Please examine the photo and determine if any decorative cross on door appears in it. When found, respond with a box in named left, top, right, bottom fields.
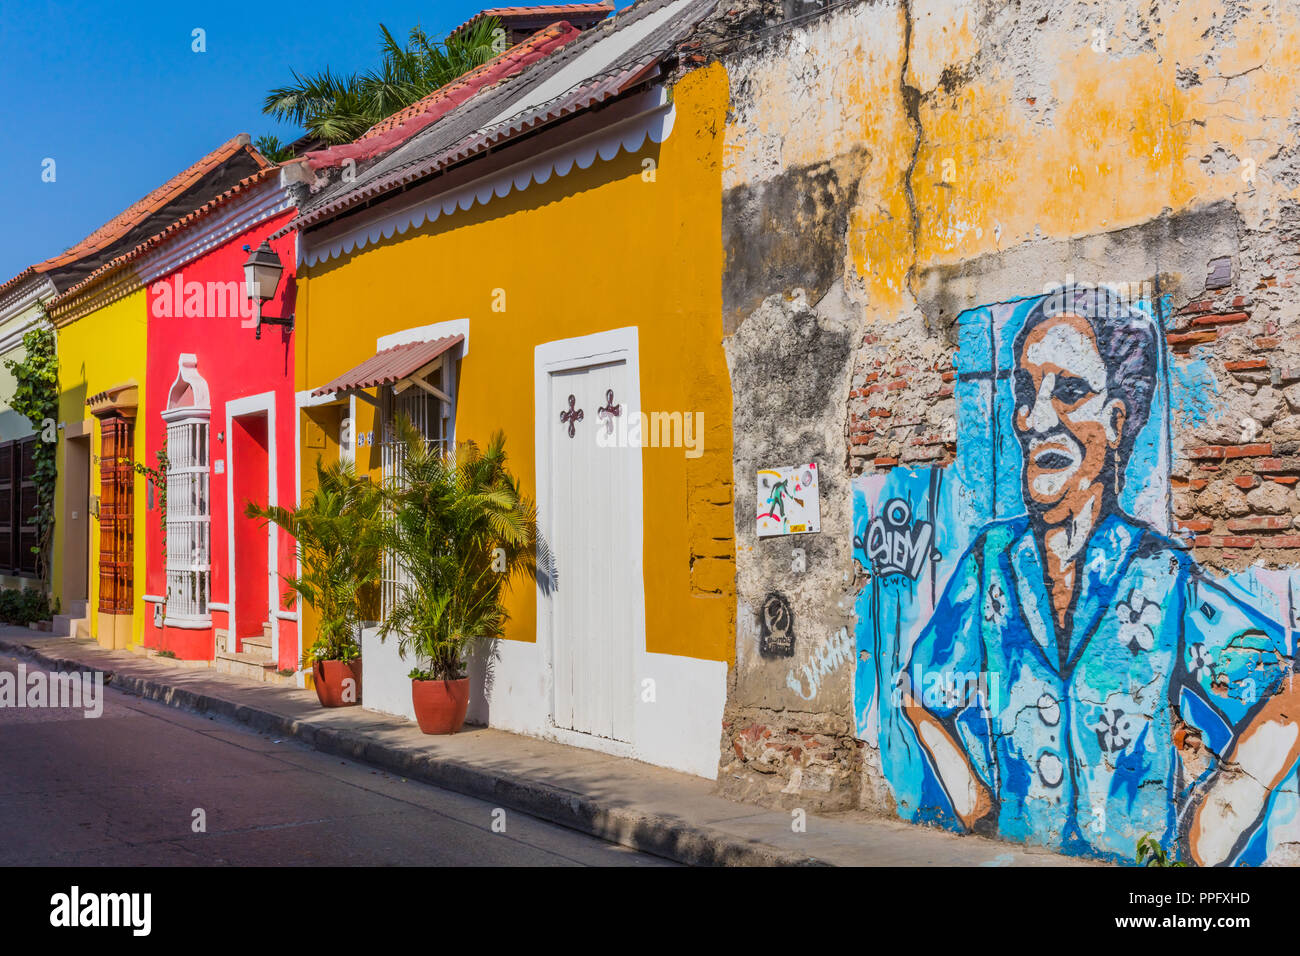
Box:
left=597, top=388, right=621, bottom=434
left=560, top=394, right=584, bottom=438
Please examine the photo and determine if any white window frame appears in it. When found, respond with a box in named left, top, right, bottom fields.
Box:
left=161, top=355, right=212, bottom=629
left=224, top=391, right=278, bottom=657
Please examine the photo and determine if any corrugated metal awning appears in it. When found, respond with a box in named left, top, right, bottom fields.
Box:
left=311, top=334, right=464, bottom=397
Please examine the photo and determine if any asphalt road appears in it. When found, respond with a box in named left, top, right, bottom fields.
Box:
left=0, top=652, right=674, bottom=866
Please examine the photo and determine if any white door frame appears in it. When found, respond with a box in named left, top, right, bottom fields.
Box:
left=533, top=327, right=645, bottom=752
left=225, top=391, right=277, bottom=661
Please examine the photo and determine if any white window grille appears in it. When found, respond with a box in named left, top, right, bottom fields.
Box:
left=162, top=354, right=211, bottom=626
left=164, top=417, right=210, bottom=620
left=381, top=362, right=452, bottom=617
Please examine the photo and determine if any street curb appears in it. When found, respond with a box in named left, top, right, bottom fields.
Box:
left=1, top=638, right=827, bottom=867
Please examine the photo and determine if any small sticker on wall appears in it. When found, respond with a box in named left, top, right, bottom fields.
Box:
left=757, top=463, right=820, bottom=537
left=214, top=459, right=225, bottom=475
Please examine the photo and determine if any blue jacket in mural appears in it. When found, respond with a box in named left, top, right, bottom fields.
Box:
left=903, top=510, right=1296, bottom=865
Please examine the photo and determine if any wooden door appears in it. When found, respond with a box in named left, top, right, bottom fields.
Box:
left=98, top=416, right=134, bottom=614
left=548, top=359, right=634, bottom=742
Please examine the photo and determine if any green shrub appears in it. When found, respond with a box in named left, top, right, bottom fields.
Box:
left=379, top=422, right=536, bottom=681
left=18, top=588, right=49, bottom=624
left=0, top=587, right=52, bottom=625
left=0, top=589, right=19, bottom=623
left=246, top=459, right=383, bottom=667
left=1136, top=834, right=1185, bottom=867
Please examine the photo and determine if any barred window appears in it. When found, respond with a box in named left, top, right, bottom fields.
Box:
left=162, top=354, right=211, bottom=626
left=164, top=416, right=209, bottom=622
left=380, top=363, right=453, bottom=617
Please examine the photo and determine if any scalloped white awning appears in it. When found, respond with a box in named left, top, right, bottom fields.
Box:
left=302, top=88, right=675, bottom=268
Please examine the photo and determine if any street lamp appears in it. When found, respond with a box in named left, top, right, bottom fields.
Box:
left=242, top=240, right=294, bottom=340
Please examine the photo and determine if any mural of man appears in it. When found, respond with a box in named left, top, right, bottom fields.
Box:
left=898, top=285, right=1300, bottom=864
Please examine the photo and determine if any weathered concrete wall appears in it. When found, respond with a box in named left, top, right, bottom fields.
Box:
left=715, top=0, right=911, bottom=815
left=710, top=0, right=1300, bottom=862
left=719, top=284, right=859, bottom=807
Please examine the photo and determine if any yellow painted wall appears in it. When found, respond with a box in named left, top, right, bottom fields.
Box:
left=722, top=0, right=1300, bottom=318
left=297, top=401, right=341, bottom=663
left=903, top=0, right=1299, bottom=274
left=297, top=65, right=734, bottom=663
left=53, top=287, right=149, bottom=645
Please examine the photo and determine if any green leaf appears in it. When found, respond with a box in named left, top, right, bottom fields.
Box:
left=260, top=16, right=506, bottom=146
left=377, top=421, right=536, bottom=681
left=246, top=458, right=384, bottom=666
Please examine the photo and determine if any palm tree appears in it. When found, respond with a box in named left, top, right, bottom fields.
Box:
left=262, top=18, right=504, bottom=146
left=245, top=459, right=384, bottom=666
left=379, top=419, right=537, bottom=681
left=252, top=134, right=295, bottom=163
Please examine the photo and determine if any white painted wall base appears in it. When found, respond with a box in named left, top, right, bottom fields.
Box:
left=360, top=626, right=416, bottom=721
left=362, top=629, right=727, bottom=779
left=468, top=636, right=727, bottom=780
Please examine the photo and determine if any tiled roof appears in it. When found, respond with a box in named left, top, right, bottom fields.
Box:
left=51, top=165, right=285, bottom=307
left=293, top=0, right=717, bottom=234
left=449, top=3, right=615, bottom=37
left=0, top=134, right=271, bottom=299
left=311, top=334, right=465, bottom=396
left=303, top=22, right=583, bottom=170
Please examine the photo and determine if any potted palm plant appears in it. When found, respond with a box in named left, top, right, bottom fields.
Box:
left=246, top=459, right=383, bottom=707
left=380, top=419, right=536, bottom=734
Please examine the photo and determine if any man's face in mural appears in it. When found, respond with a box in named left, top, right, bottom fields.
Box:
left=1013, top=313, right=1127, bottom=520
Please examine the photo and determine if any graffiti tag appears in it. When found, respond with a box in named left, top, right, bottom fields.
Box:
left=863, top=498, right=936, bottom=580
left=759, top=592, right=796, bottom=658
left=787, top=626, right=853, bottom=700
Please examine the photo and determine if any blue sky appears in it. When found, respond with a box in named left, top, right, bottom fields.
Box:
left=0, top=0, right=631, bottom=281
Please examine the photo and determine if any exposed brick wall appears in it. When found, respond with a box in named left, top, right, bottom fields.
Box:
left=847, top=317, right=958, bottom=477
left=717, top=708, right=858, bottom=810
left=1168, top=281, right=1300, bottom=571
left=847, top=260, right=1300, bottom=575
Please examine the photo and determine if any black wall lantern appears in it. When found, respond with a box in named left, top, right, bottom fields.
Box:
left=242, top=240, right=294, bottom=340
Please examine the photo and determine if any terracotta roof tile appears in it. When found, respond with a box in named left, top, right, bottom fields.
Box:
left=0, top=134, right=271, bottom=298
left=295, top=0, right=717, bottom=235
left=51, top=165, right=285, bottom=307
left=293, top=0, right=717, bottom=234
left=449, top=3, right=614, bottom=37
left=304, top=22, right=582, bottom=170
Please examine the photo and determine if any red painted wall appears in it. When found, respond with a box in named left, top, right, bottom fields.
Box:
left=142, top=200, right=300, bottom=668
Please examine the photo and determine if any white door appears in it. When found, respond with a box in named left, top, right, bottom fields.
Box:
left=548, top=359, right=635, bottom=741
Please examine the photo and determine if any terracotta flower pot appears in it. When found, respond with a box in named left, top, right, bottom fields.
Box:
left=313, top=659, right=362, bottom=707
left=411, top=678, right=470, bottom=734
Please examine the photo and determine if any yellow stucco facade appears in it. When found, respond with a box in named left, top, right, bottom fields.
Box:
left=722, top=0, right=1300, bottom=319
left=53, top=285, right=149, bottom=648
left=297, top=65, right=735, bottom=665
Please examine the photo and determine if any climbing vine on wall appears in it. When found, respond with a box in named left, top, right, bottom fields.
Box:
left=133, top=439, right=169, bottom=585
left=3, top=322, right=58, bottom=585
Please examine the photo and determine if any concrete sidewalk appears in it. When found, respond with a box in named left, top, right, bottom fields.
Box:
left=0, top=626, right=1086, bottom=867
